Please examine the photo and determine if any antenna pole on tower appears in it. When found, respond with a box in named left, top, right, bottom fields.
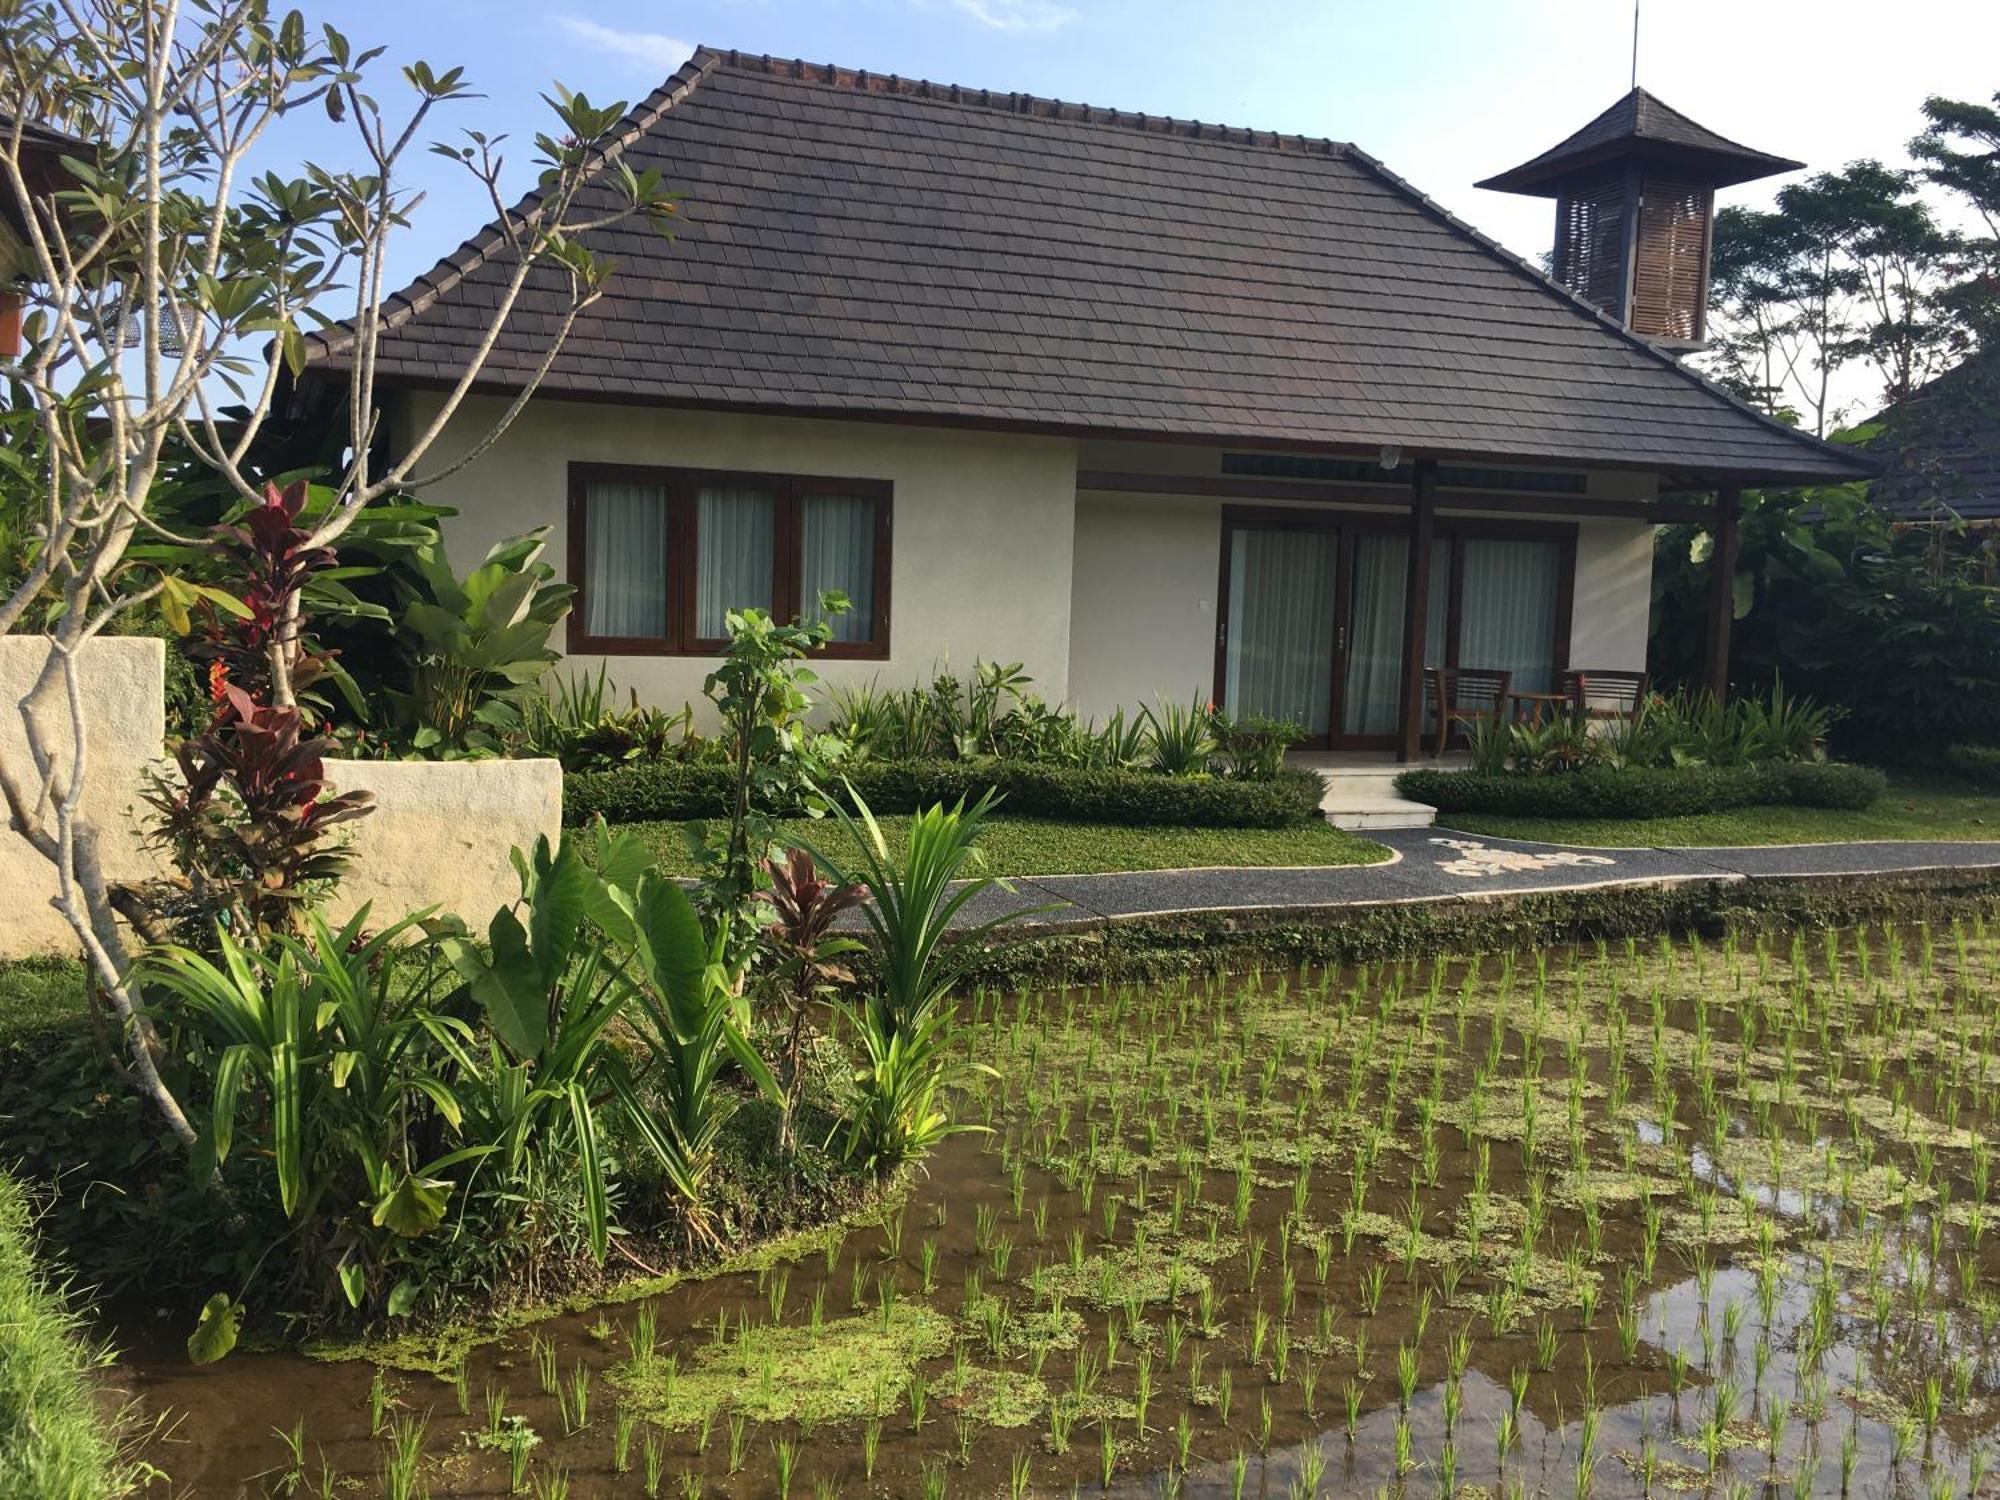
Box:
left=1631, top=0, right=1641, bottom=90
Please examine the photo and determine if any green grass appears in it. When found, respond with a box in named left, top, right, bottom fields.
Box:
left=1435, top=774, right=2000, bottom=848
left=0, top=959, right=87, bottom=1056
left=623, top=814, right=1386, bottom=877
left=0, top=1172, right=127, bottom=1499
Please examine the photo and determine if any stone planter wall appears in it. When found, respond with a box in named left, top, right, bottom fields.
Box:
left=0, top=637, right=166, bottom=959
left=321, top=757, right=561, bottom=932
left=0, top=634, right=559, bottom=960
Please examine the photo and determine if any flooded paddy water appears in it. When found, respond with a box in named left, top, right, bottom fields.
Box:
left=119, top=913, right=2000, bottom=1497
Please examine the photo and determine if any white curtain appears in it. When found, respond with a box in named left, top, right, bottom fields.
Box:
left=1460, top=538, right=1561, bottom=691
left=695, top=486, right=775, bottom=637
left=1341, top=536, right=1450, bottom=736
left=801, top=494, right=876, bottom=641
left=1225, top=528, right=1338, bottom=735
left=584, top=481, right=669, bottom=638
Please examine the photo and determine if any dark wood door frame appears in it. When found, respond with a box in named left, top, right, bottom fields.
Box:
left=1214, top=501, right=1579, bottom=754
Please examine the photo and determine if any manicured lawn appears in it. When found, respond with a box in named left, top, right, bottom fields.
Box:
left=622, top=814, right=1388, bottom=877
left=1435, top=774, right=2000, bottom=847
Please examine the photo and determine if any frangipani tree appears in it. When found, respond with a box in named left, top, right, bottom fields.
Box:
left=0, top=0, right=678, bottom=1142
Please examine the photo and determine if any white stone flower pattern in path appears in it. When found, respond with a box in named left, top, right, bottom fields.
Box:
left=1428, top=837, right=1618, bottom=880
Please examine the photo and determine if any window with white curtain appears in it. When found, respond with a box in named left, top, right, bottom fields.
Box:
left=800, top=493, right=877, bottom=644
left=570, top=465, right=891, bottom=656
left=694, top=486, right=775, bottom=639
left=1458, top=538, right=1562, bottom=691
left=582, top=480, right=670, bottom=640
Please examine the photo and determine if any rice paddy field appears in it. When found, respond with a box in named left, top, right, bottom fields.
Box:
left=120, top=911, right=2000, bottom=1498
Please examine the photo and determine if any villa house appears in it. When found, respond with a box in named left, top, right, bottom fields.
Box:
left=305, top=50, right=1872, bottom=763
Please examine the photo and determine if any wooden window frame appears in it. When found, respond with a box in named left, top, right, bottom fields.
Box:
left=565, top=462, right=893, bottom=659
left=1212, top=505, right=1576, bottom=750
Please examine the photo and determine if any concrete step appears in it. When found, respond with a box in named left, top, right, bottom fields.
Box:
left=1306, top=764, right=1439, bottom=831
left=1325, top=795, right=1437, bottom=831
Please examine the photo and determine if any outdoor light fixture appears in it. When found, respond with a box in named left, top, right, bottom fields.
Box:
left=1377, top=444, right=1402, bottom=470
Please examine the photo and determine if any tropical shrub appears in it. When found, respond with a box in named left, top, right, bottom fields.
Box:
left=564, top=759, right=1328, bottom=829
left=1446, top=682, right=1835, bottom=781
left=138, top=685, right=375, bottom=940
left=756, top=849, right=864, bottom=1157
left=813, top=789, right=1030, bottom=1171
left=694, top=602, right=847, bottom=909
left=382, top=529, right=574, bottom=756
left=1651, top=482, right=2000, bottom=757
left=522, top=666, right=712, bottom=772
left=1142, top=695, right=1219, bottom=776
left=1212, top=712, right=1305, bottom=780
left=1945, top=743, right=2000, bottom=788
left=140, top=908, right=492, bottom=1328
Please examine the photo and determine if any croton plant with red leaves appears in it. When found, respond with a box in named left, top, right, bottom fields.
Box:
left=185, top=478, right=339, bottom=711
left=142, top=682, right=375, bottom=938
left=142, top=483, right=373, bottom=939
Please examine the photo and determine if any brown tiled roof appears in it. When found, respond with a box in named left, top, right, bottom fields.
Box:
left=308, top=49, right=1871, bottom=487
left=1475, top=87, right=1803, bottom=196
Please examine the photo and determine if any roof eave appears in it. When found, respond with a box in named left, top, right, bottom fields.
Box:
left=305, top=360, right=1878, bottom=490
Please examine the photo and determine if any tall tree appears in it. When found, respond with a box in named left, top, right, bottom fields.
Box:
left=1703, top=162, right=1962, bottom=433
left=0, top=2, right=677, bottom=1141
left=1913, top=89, right=2000, bottom=345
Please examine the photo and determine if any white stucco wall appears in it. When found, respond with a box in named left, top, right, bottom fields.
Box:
left=401, top=395, right=1079, bottom=718
left=323, top=758, right=560, bottom=933
left=1068, top=491, right=1221, bottom=723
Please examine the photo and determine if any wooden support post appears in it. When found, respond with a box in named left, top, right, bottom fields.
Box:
left=1395, top=459, right=1439, bottom=762
left=1703, top=486, right=1741, bottom=702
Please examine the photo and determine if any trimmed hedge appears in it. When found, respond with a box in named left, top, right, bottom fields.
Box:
left=1394, top=761, right=1885, bottom=820
left=565, top=759, right=1328, bottom=829
left=1946, top=744, right=2000, bottom=789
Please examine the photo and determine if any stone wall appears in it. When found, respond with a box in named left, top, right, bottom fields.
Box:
left=0, top=635, right=557, bottom=959
left=0, top=636, right=165, bottom=958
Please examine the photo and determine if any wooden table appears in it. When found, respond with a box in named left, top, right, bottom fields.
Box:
left=1508, top=690, right=1571, bottom=727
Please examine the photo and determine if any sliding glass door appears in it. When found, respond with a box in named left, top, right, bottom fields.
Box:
left=1217, top=515, right=1571, bottom=749
left=1456, top=538, right=1563, bottom=692
left=1222, top=526, right=1340, bottom=738
left=1341, top=535, right=1450, bottom=738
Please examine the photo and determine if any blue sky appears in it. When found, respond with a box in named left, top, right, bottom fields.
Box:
left=297, top=0, right=1999, bottom=404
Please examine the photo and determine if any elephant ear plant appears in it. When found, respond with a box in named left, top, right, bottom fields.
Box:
left=443, top=822, right=776, bottom=1255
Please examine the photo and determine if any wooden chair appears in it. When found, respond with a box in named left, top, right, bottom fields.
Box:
left=1565, top=669, right=1650, bottom=722
left=1425, top=667, right=1511, bottom=758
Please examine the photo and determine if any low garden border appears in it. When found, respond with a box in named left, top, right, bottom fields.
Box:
left=1393, top=761, right=1885, bottom=820
left=565, top=760, right=1326, bottom=829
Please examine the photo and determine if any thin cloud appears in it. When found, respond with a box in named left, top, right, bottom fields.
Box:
left=556, top=17, right=696, bottom=74
left=949, top=0, right=1078, bottom=32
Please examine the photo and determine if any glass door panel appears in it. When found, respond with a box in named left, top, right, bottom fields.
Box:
left=1223, top=527, right=1339, bottom=738
left=1459, top=538, right=1561, bottom=691
left=1341, top=535, right=1450, bottom=738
